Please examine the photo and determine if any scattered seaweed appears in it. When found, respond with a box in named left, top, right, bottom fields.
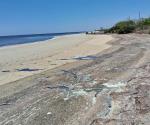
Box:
left=73, top=55, right=97, bottom=60
left=2, top=70, right=10, bottom=72
left=16, top=68, right=43, bottom=72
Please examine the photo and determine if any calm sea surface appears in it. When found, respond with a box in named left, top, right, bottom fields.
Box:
left=0, top=32, right=80, bottom=47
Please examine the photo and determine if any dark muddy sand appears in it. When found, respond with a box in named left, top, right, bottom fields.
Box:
left=0, top=34, right=150, bottom=125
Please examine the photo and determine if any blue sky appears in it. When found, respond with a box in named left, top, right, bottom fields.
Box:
left=0, top=0, right=150, bottom=35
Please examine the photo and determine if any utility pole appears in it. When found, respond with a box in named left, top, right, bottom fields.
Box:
left=128, top=16, right=131, bottom=21
left=139, top=11, right=144, bottom=31
left=139, top=11, right=141, bottom=20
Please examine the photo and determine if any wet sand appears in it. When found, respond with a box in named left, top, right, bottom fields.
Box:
left=0, top=34, right=113, bottom=85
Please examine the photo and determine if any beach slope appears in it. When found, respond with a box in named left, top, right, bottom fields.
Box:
left=0, top=34, right=113, bottom=85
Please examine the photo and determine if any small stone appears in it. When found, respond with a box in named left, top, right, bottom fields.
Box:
left=92, top=97, right=97, bottom=105
left=64, top=98, right=69, bottom=101
left=47, top=112, right=52, bottom=115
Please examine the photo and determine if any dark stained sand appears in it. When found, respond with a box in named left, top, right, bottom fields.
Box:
left=0, top=34, right=150, bottom=125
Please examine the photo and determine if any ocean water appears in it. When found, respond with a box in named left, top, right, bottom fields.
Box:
left=0, top=32, right=80, bottom=47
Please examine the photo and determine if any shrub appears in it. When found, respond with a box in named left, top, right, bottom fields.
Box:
left=105, top=17, right=150, bottom=34
left=136, top=18, right=150, bottom=30
left=107, top=20, right=136, bottom=34
left=142, top=18, right=150, bottom=26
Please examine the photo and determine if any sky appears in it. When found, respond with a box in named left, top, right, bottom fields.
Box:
left=0, top=0, right=150, bottom=36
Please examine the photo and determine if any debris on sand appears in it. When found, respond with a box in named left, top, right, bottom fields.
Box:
left=16, top=68, right=43, bottom=72
left=92, top=97, right=97, bottom=105
left=102, top=81, right=126, bottom=92
left=72, top=89, right=88, bottom=96
left=103, top=81, right=126, bottom=88
left=2, top=70, right=10, bottom=72
left=47, top=112, right=52, bottom=115
left=73, top=55, right=97, bottom=60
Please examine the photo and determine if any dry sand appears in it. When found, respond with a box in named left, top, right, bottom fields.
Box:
left=0, top=34, right=113, bottom=85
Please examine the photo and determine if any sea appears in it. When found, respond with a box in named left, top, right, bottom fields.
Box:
left=0, top=32, right=81, bottom=47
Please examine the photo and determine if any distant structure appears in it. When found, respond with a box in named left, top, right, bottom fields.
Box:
left=86, top=27, right=105, bottom=35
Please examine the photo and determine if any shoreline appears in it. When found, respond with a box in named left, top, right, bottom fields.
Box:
left=0, top=34, right=114, bottom=85
left=0, top=32, right=81, bottom=48
left=0, top=33, right=79, bottom=49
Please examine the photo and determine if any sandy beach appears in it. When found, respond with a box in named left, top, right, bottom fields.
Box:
left=0, top=34, right=113, bottom=85
left=1, top=34, right=150, bottom=125
left=1, top=0, right=150, bottom=124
